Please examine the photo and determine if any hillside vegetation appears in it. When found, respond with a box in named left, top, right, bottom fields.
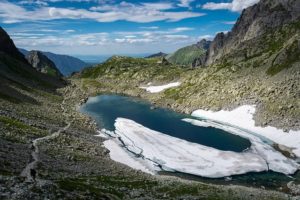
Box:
left=167, top=45, right=206, bottom=66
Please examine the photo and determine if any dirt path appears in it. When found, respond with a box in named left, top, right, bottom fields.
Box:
left=20, top=89, right=73, bottom=183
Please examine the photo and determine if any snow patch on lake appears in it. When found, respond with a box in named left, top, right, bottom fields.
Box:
left=191, top=105, right=300, bottom=158
left=103, top=139, right=156, bottom=175
left=101, top=118, right=299, bottom=178
left=182, top=118, right=299, bottom=174
left=140, top=82, right=181, bottom=93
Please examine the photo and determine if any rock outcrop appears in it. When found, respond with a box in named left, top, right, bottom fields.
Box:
left=205, top=0, right=300, bottom=66
left=191, top=39, right=212, bottom=68
left=26, top=51, right=63, bottom=78
left=195, top=39, right=211, bottom=50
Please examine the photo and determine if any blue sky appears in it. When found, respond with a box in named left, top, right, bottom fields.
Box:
left=0, top=0, right=259, bottom=56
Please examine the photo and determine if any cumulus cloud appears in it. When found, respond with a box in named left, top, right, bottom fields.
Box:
left=18, top=0, right=49, bottom=6
left=10, top=25, right=198, bottom=48
left=0, top=1, right=204, bottom=24
left=11, top=32, right=109, bottom=47
left=115, top=38, right=154, bottom=44
left=202, top=0, right=259, bottom=12
left=203, top=3, right=231, bottom=10
left=10, top=27, right=205, bottom=55
left=111, top=26, right=197, bottom=46
left=177, top=0, right=195, bottom=8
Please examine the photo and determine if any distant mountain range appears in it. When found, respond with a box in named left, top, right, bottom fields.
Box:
left=19, top=49, right=88, bottom=76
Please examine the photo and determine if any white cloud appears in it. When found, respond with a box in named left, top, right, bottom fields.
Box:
left=111, top=27, right=197, bottom=46
left=115, top=38, right=154, bottom=44
left=141, top=2, right=174, bottom=10
left=11, top=32, right=109, bottom=47
left=202, top=0, right=259, bottom=12
left=164, top=35, right=189, bottom=39
left=124, top=35, right=136, bottom=38
left=198, top=34, right=214, bottom=40
left=140, top=26, right=159, bottom=30
left=12, top=29, right=202, bottom=55
left=11, top=24, right=199, bottom=52
left=202, top=3, right=232, bottom=10
left=171, top=27, right=194, bottom=32
left=115, top=27, right=194, bottom=37
left=223, top=21, right=236, bottom=25
left=177, top=0, right=195, bottom=8
left=18, top=0, right=49, bottom=6
left=41, top=0, right=113, bottom=2
left=0, top=1, right=204, bottom=24
left=65, top=29, right=76, bottom=33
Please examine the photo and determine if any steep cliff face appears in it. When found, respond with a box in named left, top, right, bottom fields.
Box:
left=0, top=27, right=27, bottom=63
left=205, top=0, right=300, bottom=68
left=0, top=28, right=64, bottom=103
left=26, top=51, right=63, bottom=78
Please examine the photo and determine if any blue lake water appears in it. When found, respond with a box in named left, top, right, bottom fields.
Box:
left=80, top=94, right=251, bottom=152
left=80, top=94, right=299, bottom=190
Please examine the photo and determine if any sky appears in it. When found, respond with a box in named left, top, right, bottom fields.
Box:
left=0, top=0, right=259, bottom=56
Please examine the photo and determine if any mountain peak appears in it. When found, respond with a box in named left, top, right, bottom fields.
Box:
left=205, top=0, right=300, bottom=67
left=195, top=39, right=211, bottom=50
left=146, top=52, right=168, bottom=58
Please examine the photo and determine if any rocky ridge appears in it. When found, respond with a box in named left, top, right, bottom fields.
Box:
left=0, top=27, right=26, bottom=63
left=204, top=0, right=300, bottom=67
left=26, top=51, right=63, bottom=78
left=146, top=52, right=168, bottom=58
left=0, top=28, right=64, bottom=104
left=19, top=48, right=88, bottom=76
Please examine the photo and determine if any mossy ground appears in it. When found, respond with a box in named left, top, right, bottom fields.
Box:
left=0, top=115, right=48, bottom=143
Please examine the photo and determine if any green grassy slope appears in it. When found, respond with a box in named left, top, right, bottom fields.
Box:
left=167, top=45, right=206, bottom=66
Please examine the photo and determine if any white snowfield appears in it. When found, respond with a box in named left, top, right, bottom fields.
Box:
left=100, top=117, right=299, bottom=178
left=140, top=82, right=181, bottom=93
left=191, top=105, right=300, bottom=158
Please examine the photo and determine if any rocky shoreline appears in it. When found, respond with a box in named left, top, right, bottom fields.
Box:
left=68, top=78, right=300, bottom=195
